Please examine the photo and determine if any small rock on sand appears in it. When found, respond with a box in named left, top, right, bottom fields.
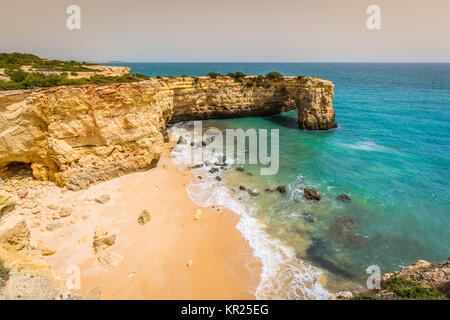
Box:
left=138, top=210, right=152, bottom=225
left=93, top=234, right=116, bottom=253
left=46, top=221, right=63, bottom=232
left=94, top=226, right=108, bottom=239
left=40, top=246, right=57, bottom=256
left=186, top=259, right=193, bottom=267
left=97, top=252, right=123, bottom=267
left=95, top=194, right=111, bottom=204
left=47, top=204, right=59, bottom=210
left=59, top=207, right=73, bottom=218
left=194, top=209, right=202, bottom=220
left=17, top=190, right=29, bottom=198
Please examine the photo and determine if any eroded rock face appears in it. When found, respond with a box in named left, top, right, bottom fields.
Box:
left=167, top=76, right=336, bottom=131
left=0, top=81, right=173, bottom=190
left=0, top=76, right=336, bottom=189
left=382, top=258, right=450, bottom=298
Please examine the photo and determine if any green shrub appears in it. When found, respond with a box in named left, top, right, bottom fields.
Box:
left=192, top=77, right=199, bottom=86
left=0, top=71, right=145, bottom=91
left=207, top=72, right=221, bottom=79
left=0, top=52, right=98, bottom=72
left=227, top=72, right=246, bottom=83
left=156, top=75, right=163, bottom=79
left=265, top=71, right=284, bottom=82
left=385, top=277, right=447, bottom=300
left=245, top=80, right=254, bottom=88
left=0, top=259, right=10, bottom=284
left=134, top=73, right=151, bottom=80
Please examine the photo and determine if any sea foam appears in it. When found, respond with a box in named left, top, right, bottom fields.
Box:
left=169, top=122, right=330, bottom=300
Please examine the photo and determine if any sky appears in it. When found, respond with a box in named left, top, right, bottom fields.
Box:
left=1, top=0, right=449, bottom=62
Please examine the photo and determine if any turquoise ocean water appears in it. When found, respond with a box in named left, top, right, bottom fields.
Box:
left=107, top=63, right=450, bottom=296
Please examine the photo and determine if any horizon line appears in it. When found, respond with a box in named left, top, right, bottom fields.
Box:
left=96, top=61, right=450, bottom=64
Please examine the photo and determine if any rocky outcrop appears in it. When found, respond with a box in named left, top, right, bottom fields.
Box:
left=382, top=258, right=450, bottom=298
left=167, top=76, right=337, bottom=131
left=0, top=81, right=173, bottom=189
left=0, top=75, right=336, bottom=189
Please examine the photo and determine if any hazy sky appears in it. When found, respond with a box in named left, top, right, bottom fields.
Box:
left=1, top=0, right=449, bottom=62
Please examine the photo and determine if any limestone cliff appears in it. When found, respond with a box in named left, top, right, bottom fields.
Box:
left=168, top=76, right=337, bottom=131
left=0, top=76, right=336, bottom=189
left=0, top=81, right=173, bottom=189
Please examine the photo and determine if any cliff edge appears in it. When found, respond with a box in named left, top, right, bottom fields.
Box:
left=0, top=76, right=336, bottom=189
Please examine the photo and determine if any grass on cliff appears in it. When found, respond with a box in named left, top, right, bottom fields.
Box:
left=385, top=277, right=447, bottom=300
left=0, top=52, right=97, bottom=72
left=0, top=258, right=10, bottom=285
left=351, top=277, right=447, bottom=300
left=0, top=69, right=151, bottom=91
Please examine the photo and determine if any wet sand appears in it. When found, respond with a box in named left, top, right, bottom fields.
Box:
left=30, top=143, right=261, bottom=299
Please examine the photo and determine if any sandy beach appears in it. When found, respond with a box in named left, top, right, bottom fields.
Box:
left=15, top=141, right=262, bottom=299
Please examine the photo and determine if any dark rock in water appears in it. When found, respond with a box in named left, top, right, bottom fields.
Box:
left=202, top=141, right=207, bottom=147
left=209, top=167, right=219, bottom=174
left=248, top=189, right=260, bottom=197
left=337, top=194, right=351, bottom=203
left=304, top=188, right=321, bottom=201
left=204, top=161, right=211, bottom=166
left=265, top=188, right=274, bottom=193
left=190, top=141, right=195, bottom=146
left=236, top=166, right=244, bottom=172
left=197, top=176, right=202, bottom=180
left=302, top=212, right=315, bottom=222
left=276, top=186, right=287, bottom=194
left=239, top=185, right=247, bottom=191
left=215, top=176, right=222, bottom=182
left=336, top=216, right=358, bottom=228
left=222, top=155, right=227, bottom=163
left=247, top=172, right=253, bottom=176
left=189, top=164, right=203, bottom=170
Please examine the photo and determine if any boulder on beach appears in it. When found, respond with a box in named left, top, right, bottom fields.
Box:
left=209, top=167, right=219, bottom=174
left=93, top=234, right=116, bottom=253
left=138, top=210, right=152, bottom=225
left=0, top=191, right=16, bottom=218
left=59, top=206, right=73, bottom=218
left=95, top=194, right=111, bottom=204
left=303, top=188, right=321, bottom=201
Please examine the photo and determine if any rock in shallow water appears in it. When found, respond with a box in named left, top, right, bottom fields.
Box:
left=276, top=186, right=287, bottom=194
left=337, top=194, right=351, bottom=203
left=303, top=188, right=321, bottom=201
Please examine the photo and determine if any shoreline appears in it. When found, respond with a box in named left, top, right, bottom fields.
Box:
left=2, top=140, right=261, bottom=299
